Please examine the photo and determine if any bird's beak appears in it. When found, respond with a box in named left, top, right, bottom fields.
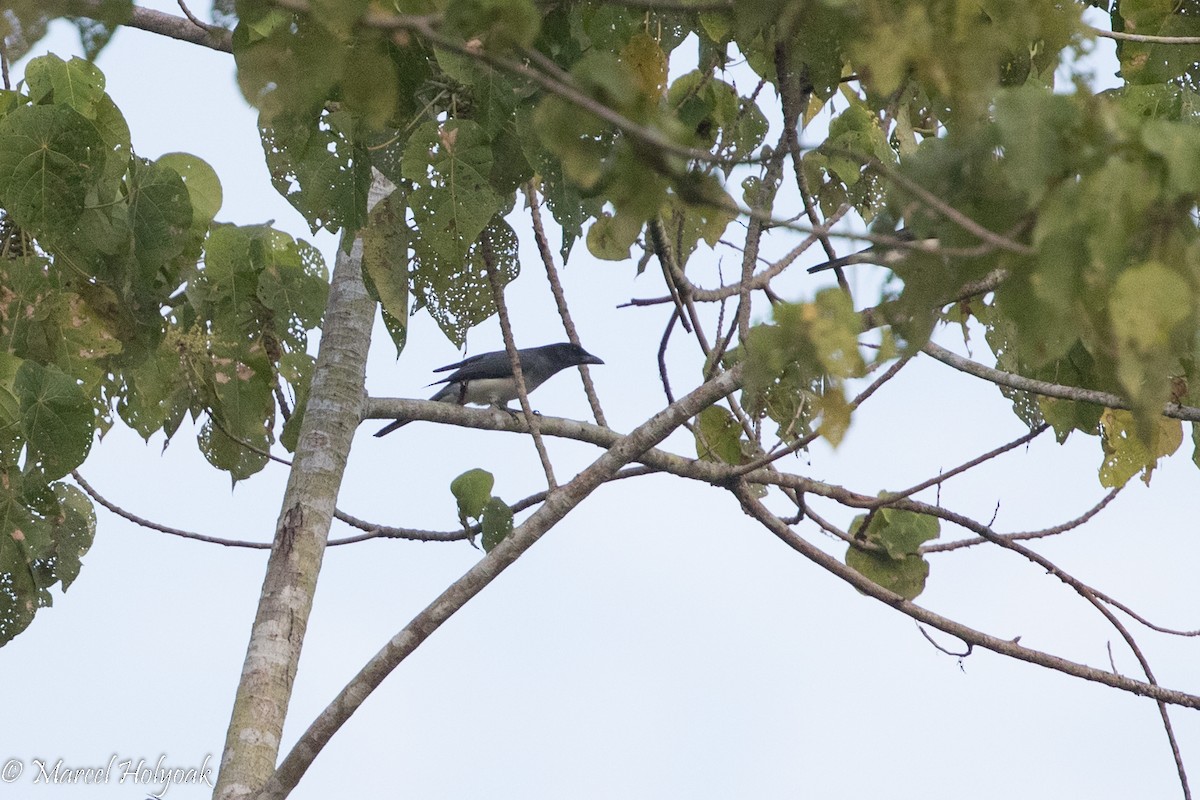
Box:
left=582, top=353, right=604, bottom=366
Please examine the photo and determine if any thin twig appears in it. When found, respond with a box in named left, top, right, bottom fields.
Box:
left=1091, top=26, right=1200, bottom=45
left=918, top=625, right=973, bottom=658
left=482, top=232, right=558, bottom=489
left=869, top=424, right=1049, bottom=508
left=917, top=502, right=1191, bottom=800
left=72, top=470, right=271, bottom=548
left=924, top=487, right=1121, bottom=553
left=658, top=309, right=680, bottom=406
left=175, top=0, right=223, bottom=34
left=524, top=183, right=607, bottom=427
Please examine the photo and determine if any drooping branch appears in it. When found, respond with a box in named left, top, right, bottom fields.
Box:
left=733, top=486, right=1200, bottom=710
left=912, top=500, right=1192, bottom=798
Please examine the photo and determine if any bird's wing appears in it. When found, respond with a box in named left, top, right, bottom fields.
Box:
left=430, top=349, right=520, bottom=384
left=807, top=228, right=919, bottom=273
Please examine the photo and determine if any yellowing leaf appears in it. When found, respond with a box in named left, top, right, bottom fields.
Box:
left=620, top=33, right=667, bottom=102
left=1099, top=408, right=1183, bottom=487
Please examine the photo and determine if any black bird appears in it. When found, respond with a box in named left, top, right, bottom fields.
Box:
left=807, top=228, right=938, bottom=274
left=374, top=342, right=604, bottom=437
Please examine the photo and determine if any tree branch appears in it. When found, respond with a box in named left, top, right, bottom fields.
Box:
left=1091, top=26, right=1200, bottom=45
left=67, top=0, right=233, bottom=51
left=733, top=486, right=1200, bottom=710
left=525, top=183, right=607, bottom=427
left=923, top=341, right=1200, bottom=422
left=259, top=367, right=743, bottom=799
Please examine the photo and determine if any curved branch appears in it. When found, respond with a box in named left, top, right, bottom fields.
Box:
left=261, top=367, right=743, bottom=799
left=67, top=0, right=233, bottom=51
left=733, top=486, right=1200, bottom=710
left=910, top=501, right=1192, bottom=798
left=924, top=487, right=1121, bottom=553
left=72, top=470, right=270, bottom=548
left=923, top=341, right=1200, bottom=422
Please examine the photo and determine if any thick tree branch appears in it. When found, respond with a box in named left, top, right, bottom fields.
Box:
left=259, top=367, right=743, bottom=799
left=67, top=0, right=232, bottom=51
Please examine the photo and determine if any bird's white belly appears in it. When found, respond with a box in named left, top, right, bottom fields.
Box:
left=458, top=377, right=519, bottom=406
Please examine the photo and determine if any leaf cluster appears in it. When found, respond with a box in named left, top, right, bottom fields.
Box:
left=0, top=55, right=330, bottom=640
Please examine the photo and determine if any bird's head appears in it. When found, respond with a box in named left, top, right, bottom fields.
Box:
left=543, top=342, right=604, bottom=368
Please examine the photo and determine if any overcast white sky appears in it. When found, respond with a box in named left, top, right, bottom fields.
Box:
left=3, top=5, right=1198, bottom=799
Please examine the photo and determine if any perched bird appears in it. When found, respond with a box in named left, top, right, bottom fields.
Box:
left=807, top=227, right=938, bottom=274
left=374, top=342, right=604, bottom=437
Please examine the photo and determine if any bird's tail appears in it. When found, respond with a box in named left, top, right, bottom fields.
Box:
left=374, top=419, right=409, bottom=437
left=807, top=253, right=857, bottom=274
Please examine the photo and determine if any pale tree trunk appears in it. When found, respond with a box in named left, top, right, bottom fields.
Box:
left=214, top=175, right=389, bottom=800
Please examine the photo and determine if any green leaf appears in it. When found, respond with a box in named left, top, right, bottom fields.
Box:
left=851, top=507, right=941, bottom=560
left=1110, top=261, right=1192, bottom=425
left=116, top=333, right=189, bottom=440
left=0, top=104, right=106, bottom=238
left=695, top=405, right=744, bottom=465
left=127, top=157, right=194, bottom=282
left=621, top=33, right=667, bottom=102
left=451, top=468, right=495, bottom=521
left=24, top=53, right=105, bottom=118
left=808, top=289, right=867, bottom=380
left=1142, top=119, right=1200, bottom=195
left=198, top=417, right=269, bottom=483
left=260, top=109, right=372, bottom=234
left=403, top=119, right=504, bottom=265
left=481, top=496, right=514, bottom=552
left=156, top=152, right=223, bottom=234
left=25, top=54, right=106, bottom=118
left=845, top=547, right=930, bottom=601
left=994, top=87, right=1080, bottom=203
left=586, top=211, right=642, bottom=261
left=444, top=0, right=541, bottom=51
left=411, top=216, right=518, bottom=347
left=341, top=40, right=401, bottom=130
left=15, top=360, right=93, bottom=481
left=43, top=482, right=96, bottom=592
left=361, top=190, right=410, bottom=355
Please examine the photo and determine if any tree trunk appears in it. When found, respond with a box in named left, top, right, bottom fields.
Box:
left=214, top=176, right=387, bottom=800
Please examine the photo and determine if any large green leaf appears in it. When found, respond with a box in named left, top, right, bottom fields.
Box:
left=15, top=360, right=93, bottom=481
left=0, top=104, right=105, bottom=238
